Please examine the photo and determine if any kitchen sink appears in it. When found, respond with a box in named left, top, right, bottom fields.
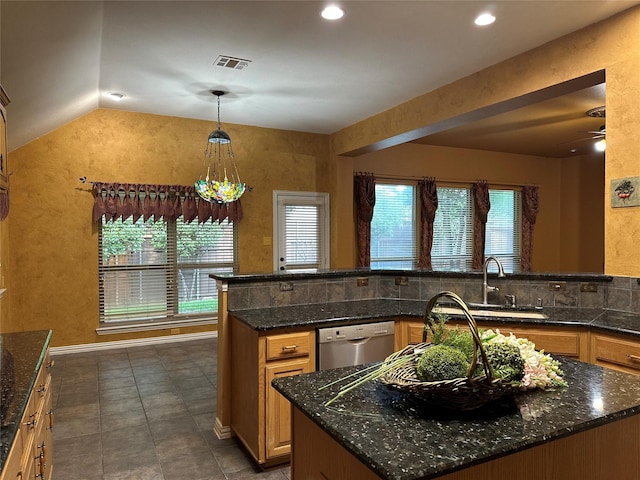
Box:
left=433, top=305, right=548, bottom=320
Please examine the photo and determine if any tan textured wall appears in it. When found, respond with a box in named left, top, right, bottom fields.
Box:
left=6, top=109, right=328, bottom=345
left=331, top=6, right=640, bottom=276
left=350, top=143, right=603, bottom=273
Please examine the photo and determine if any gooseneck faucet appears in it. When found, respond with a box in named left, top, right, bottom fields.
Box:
left=482, top=255, right=506, bottom=304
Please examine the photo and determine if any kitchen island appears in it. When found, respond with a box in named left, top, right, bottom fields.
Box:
left=273, top=357, right=640, bottom=480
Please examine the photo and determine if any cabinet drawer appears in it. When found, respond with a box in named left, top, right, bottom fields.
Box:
left=592, top=334, right=640, bottom=372
left=266, top=332, right=311, bottom=361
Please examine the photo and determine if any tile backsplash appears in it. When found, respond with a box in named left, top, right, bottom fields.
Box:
left=225, top=273, right=640, bottom=315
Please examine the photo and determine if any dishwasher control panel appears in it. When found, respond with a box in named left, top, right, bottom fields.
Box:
left=317, top=320, right=395, bottom=343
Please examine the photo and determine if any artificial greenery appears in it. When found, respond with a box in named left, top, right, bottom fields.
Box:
left=483, top=342, right=525, bottom=382
left=416, top=344, right=470, bottom=382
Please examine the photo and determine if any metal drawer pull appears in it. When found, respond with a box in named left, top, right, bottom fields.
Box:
left=47, top=409, right=55, bottom=430
left=626, top=354, right=640, bottom=363
left=37, top=383, right=47, bottom=393
left=26, top=414, right=37, bottom=428
left=47, top=360, right=55, bottom=369
left=281, top=345, right=298, bottom=353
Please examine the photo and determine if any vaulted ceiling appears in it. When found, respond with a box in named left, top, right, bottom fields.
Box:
left=2, top=1, right=636, bottom=155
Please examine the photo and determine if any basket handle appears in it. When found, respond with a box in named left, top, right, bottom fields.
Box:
left=422, top=291, right=494, bottom=381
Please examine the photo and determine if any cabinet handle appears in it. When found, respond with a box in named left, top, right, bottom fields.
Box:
left=37, top=383, right=47, bottom=394
left=47, top=360, right=55, bottom=369
left=47, top=409, right=55, bottom=430
left=627, top=354, right=640, bottom=363
left=281, top=345, right=298, bottom=353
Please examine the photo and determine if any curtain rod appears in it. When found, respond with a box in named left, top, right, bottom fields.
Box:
left=373, top=174, right=537, bottom=189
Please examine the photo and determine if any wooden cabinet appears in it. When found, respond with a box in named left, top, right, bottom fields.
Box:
left=397, top=319, right=589, bottom=361
left=589, top=331, right=640, bottom=375
left=1, top=351, right=54, bottom=480
left=291, top=404, right=640, bottom=480
left=229, top=316, right=314, bottom=466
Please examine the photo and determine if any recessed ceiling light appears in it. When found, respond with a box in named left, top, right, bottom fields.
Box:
left=321, top=5, right=344, bottom=20
left=475, top=12, right=496, bottom=26
left=107, top=92, right=126, bottom=101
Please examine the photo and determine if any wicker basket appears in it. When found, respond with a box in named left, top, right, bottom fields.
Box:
left=380, top=291, right=521, bottom=411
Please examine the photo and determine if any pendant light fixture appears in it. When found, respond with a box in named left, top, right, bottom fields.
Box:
left=195, top=90, right=246, bottom=203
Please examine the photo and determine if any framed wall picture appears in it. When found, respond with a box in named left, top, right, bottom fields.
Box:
left=611, top=176, right=640, bottom=208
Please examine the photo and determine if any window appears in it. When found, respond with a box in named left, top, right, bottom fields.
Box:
left=432, top=187, right=473, bottom=271
left=273, top=191, right=330, bottom=272
left=485, top=189, right=521, bottom=272
left=99, top=216, right=236, bottom=325
left=371, top=183, right=521, bottom=272
left=371, top=183, right=417, bottom=269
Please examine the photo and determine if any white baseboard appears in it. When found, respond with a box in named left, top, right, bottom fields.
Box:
left=50, top=330, right=217, bottom=355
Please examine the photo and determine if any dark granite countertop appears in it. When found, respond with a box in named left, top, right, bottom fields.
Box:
left=212, top=269, right=612, bottom=284
left=229, top=298, right=626, bottom=335
left=273, top=358, right=640, bottom=480
left=0, top=330, right=52, bottom=470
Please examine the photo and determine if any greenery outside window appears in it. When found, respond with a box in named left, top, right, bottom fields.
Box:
left=371, top=183, right=417, bottom=269
left=99, top=216, right=236, bottom=325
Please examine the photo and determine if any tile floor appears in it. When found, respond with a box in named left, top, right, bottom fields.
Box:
left=50, top=337, right=291, bottom=480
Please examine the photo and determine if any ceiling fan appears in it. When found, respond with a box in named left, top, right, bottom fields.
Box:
left=565, top=106, right=606, bottom=152
left=585, top=106, right=606, bottom=151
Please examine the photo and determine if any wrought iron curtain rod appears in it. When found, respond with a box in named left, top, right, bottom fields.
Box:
left=373, top=174, right=537, bottom=189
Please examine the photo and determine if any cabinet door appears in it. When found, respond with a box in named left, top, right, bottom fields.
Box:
left=265, top=358, right=312, bottom=460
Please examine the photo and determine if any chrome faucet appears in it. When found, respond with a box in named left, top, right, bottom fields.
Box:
left=482, top=255, right=506, bottom=304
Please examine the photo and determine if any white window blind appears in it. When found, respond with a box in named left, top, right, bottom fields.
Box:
left=283, top=204, right=321, bottom=270
left=485, top=189, right=522, bottom=273
left=432, top=186, right=473, bottom=271
left=99, top=216, right=236, bottom=324
left=371, top=183, right=416, bottom=269
left=274, top=191, right=330, bottom=272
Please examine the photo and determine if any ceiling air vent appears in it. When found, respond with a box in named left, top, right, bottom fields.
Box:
left=214, top=55, right=252, bottom=70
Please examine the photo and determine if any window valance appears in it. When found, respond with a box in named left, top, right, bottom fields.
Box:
left=91, top=182, right=243, bottom=224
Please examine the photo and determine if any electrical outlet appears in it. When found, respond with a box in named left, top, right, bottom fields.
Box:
left=580, top=282, right=598, bottom=293
left=357, top=277, right=369, bottom=287
left=549, top=281, right=566, bottom=292
left=279, top=282, right=294, bottom=291
left=395, top=276, right=409, bottom=286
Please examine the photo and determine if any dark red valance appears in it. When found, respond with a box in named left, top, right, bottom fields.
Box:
left=92, top=182, right=243, bottom=224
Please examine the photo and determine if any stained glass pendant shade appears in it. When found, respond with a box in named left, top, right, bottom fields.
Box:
left=195, top=90, right=246, bottom=203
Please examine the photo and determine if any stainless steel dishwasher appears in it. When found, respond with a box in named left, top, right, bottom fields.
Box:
left=316, top=320, right=395, bottom=370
